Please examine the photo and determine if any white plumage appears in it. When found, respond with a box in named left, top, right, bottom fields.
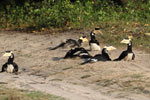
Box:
left=6, top=64, right=14, bottom=73
left=90, top=43, right=101, bottom=51
left=124, top=53, right=134, bottom=61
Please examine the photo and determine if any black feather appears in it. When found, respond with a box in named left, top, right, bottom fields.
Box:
left=64, top=47, right=91, bottom=59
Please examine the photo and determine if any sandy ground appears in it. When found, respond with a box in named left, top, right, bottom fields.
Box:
left=0, top=31, right=150, bottom=100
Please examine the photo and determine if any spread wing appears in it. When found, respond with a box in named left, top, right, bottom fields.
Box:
left=64, top=48, right=91, bottom=59
left=48, top=42, right=66, bottom=50
left=66, top=39, right=78, bottom=47
left=48, top=39, right=78, bottom=50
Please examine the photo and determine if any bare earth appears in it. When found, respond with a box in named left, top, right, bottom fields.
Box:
left=0, top=31, right=150, bottom=100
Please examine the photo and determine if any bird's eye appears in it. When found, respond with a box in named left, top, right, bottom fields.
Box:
left=129, top=43, right=131, bottom=46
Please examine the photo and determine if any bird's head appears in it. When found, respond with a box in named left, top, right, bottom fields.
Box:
left=3, top=51, right=13, bottom=57
left=90, top=31, right=95, bottom=36
left=79, top=36, right=88, bottom=42
left=120, top=36, right=132, bottom=44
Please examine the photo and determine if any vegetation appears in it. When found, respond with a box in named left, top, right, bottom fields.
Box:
left=95, top=21, right=150, bottom=52
left=0, top=86, right=67, bottom=100
left=0, top=0, right=150, bottom=30
left=0, top=0, right=149, bottom=50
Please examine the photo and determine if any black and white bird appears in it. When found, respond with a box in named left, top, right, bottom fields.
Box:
left=81, top=45, right=116, bottom=65
left=48, top=36, right=88, bottom=50
left=89, top=31, right=101, bottom=51
left=1, top=51, right=18, bottom=73
left=114, top=38, right=135, bottom=61
left=64, top=47, right=92, bottom=59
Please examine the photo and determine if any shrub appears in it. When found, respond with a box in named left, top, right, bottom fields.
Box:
left=0, top=0, right=150, bottom=30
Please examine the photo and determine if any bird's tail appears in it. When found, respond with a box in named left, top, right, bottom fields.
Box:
left=0, top=70, right=4, bottom=73
left=64, top=54, right=70, bottom=59
left=113, top=58, right=120, bottom=61
left=48, top=42, right=66, bottom=50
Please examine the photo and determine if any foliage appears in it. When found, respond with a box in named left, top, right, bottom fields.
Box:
left=0, top=0, right=150, bottom=30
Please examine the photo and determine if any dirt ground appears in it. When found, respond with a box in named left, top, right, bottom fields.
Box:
left=0, top=30, right=150, bottom=100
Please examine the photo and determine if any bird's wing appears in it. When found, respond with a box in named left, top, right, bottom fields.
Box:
left=95, top=40, right=100, bottom=45
left=78, top=51, right=92, bottom=59
left=64, top=48, right=89, bottom=59
left=114, top=51, right=128, bottom=61
left=64, top=49, right=74, bottom=58
left=66, top=39, right=79, bottom=48
left=132, top=53, right=135, bottom=60
left=80, top=57, right=97, bottom=65
left=1, top=63, right=7, bottom=72
left=48, top=42, right=66, bottom=50
left=13, top=62, right=19, bottom=72
left=66, top=39, right=76, bottom=43
left=93, top=54, right=105, bottom=61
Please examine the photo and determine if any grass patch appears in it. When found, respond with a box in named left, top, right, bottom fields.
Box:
left=0, top=1, right=150, bottom=30
left=0, top=86, right=68, bottom=100
left=94, top=21, right=150, bottom=52
left=131, top=74, right=144, bottom=79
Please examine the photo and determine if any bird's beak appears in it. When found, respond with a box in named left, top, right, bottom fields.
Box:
left=82, top=38, right=88, bottom=42
left=80, top=37, right=88, bottom=42
left=107, top=46, right=116, bottom=51
left=104, top=46, right=116, bottom=51
left=93, top=30, right=103, bottom=35
left=3, top=52, right=12, bottom=57
left=3, top=51, right=13, bottom=57
left=120, top=39, right=131, bottom=44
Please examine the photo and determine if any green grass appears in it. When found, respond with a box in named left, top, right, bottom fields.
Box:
left=0, top=1, right=150, bottom=51
left=0, top=0, right=150, bottom=30
left=94, top=21, right=150, bottom=52
left=0, top=86, right=68, bottom=100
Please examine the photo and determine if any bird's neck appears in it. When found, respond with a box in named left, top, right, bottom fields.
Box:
left=77, top=39, right=83, bottom=45
left=8, top=54, right=14, bottom=64
left=91, top=35, right=96, bottom=41
left=102, top=49, right=111, bottom=60
left=102, top=49, right=107, bottom=55
left=127, top=42, right=132, bottom=52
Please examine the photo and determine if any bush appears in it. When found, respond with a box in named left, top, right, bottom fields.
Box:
left=0, top=0, right=150, bottom=30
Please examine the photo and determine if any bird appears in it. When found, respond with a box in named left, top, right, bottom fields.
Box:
left=89, top=30, right=101, bottom=51
left=114, top=38, right=135, bottom=61
left=64, top=47, right=92, bottom=59
left=81, top=45, right=116, bottom=65
left=48, top=36, right=88, bottom=50
left=1, top=51, right=18, bottom=73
